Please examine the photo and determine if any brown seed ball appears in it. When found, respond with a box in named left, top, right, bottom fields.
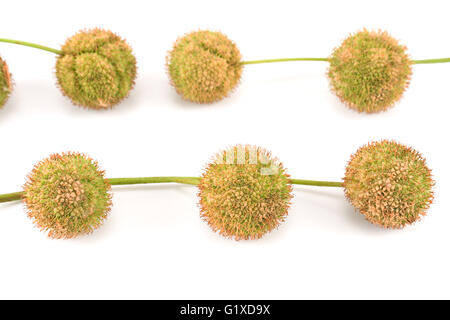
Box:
left=344, top=141, right=434, bottom=228
left=166, top=30, right=243, bottom=103
left=0, top=56, right=13, bottom=108
left=198, top=145, right=293, bottom=240
left=23, top=152, right=112, bottom=239
left=328, top=30, right=412, bottom=113
left=56, top=28, right=137, bottom=109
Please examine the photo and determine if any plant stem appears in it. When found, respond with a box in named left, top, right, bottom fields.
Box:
left=413, top=58, right=450, bottom=64
left=0, top=176, right=343, bottom=204
left=241, top=57, right=329, bottom=65
left=289, top=179, right=343, bottom=188
left=0, top=38, right=62, bottom=55
left=107, top=177, right=201, bottom=186
left=240, top=56, right=450, bottom=65
left=0, top=191, right=24, bottom=203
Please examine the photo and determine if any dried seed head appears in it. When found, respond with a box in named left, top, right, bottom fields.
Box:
left=56, top=28, right=137, bottom=109
left=344, top=140, right=434, bottom=228
left=328, top=30, right=412, bottom=113
left=0, top=56, right=12, bottom=108
left=166, top=30, right=243, bottom=103
left=198, top=145, right=293, bottom=240
left=23, top=152, right=112, bottom=239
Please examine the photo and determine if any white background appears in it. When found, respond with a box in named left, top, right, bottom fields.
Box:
left=0, top=0, right=449, bottom=299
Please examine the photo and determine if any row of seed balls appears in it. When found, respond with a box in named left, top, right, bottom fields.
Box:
left=22, top=141, right=434, bottom=240
left=0, top=28, right=411, bottom=113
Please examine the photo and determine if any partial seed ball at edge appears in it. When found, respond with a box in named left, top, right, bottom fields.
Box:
left=0, top=56, right=13, bottom=108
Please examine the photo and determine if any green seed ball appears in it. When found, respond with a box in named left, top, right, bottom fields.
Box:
left=198, top=145, right=293, bottom=240
left=23, top=152, right=112, bottom=239
left=167, top=30, right=243, bottom=103
left=0, top=56, right=12, bottom=108
left=56, top=28, right=137, bottom=109
left=344, top=140, right=434, bottom=228
left=328, top=30, right=412, bottom=113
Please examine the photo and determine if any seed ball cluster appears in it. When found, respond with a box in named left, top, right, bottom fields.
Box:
left=198, top=145, right=293, bottom=240
left=56, top=28, right=137, bottom=109
left=0, top=56, right=12, bottom=108
left=23, top=152, right=112, bottom=239
left=328, top=30, right=412, bottom=113
left=167, top=30, right=243, bottom=103
left=344, top=140, right=434, bottom=228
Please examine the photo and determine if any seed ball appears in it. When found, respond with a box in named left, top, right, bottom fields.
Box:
left=328, top=30, right=412, bottom=113
left=0, top=56, right=12, bottom=108
left=167, top=30, right=243, bottom=103
left=23, top=152, right=112, bottom=239
left=344, top=140, right=434, bottom=228
left=198, top=145, right=293, bottom=240
left=56, top=28, right=137, bottom=109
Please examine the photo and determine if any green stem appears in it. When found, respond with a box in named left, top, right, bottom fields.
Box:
left=241, top=56, right=450, bottom=65
left=0, top=191, right=24, bottom=203
left=0, top=176, right=344, bottom=204
left=289, top=179, right=343, bottom=188
left=413, top=58, right=450, bottom=64
left=241, top=57, right=329, bottom=65
left=107, top=177, right=201, bottom=186
left=0, top=38, right=62, bottom=55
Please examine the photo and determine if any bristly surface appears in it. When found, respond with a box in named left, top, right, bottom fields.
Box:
left=56, top=28, right=137, bottom=109
left=0, top=56, right=13, bottom=108
left=328, top=29, right=412, bottom=113
left=198, top=145, right=293, bottom=240
left=167, top=30, right=242, bottom=103
left=23, top=152, right=112, bottom=239
left=344, top=140, right=434, bottom=228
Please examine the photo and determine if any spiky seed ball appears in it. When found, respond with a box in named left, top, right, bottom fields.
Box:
left=0, top=56, right=12, bottom=108
left=23, top=152, right=112, bottom=239
left=198, top=145, right=293, bottom=240
left=328, top=30, right=412, bottom=113
left=344, top=140, right=434, bottom=228
left=167, top=30, right=243, bottom=103
left=56, top=28, right=137, bottom=109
